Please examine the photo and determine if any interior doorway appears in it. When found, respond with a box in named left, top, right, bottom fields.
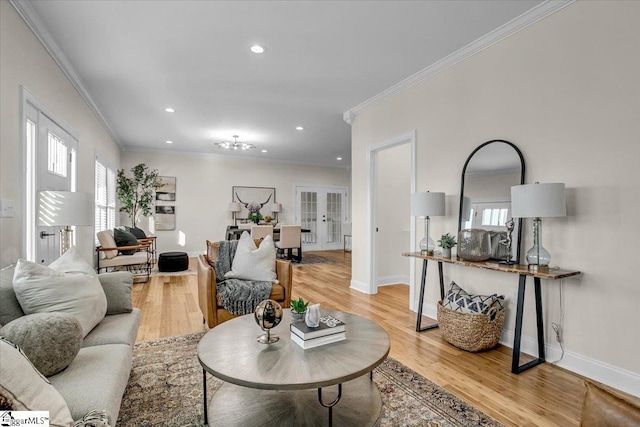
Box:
left=366, top=131, right=417, bottom=305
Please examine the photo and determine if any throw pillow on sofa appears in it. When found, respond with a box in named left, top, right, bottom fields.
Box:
left=114, top=227, right=139, bottom=255
left=125, top=226, right=147, bottom=239
left=12, top=250, right=107, bottom=337
left=0, top=337, right=75, bottom=425
left=0, top=264, right=24, bottom=326
left=224, top=232, right=277, bottom=282
left=98, top=271, right=134, bottom=314
left=0, top=312, right=83, bottom=376
left=443, top=281, right=505, bottom=315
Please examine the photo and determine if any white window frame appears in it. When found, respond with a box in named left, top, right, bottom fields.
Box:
left=95, top=155, right=116, bottom=243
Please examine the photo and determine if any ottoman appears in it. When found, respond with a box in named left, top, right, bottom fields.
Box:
left=158, top=252, right=189, bottom=272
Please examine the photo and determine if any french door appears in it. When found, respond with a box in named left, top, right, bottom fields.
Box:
left=295, top=186, right=348, bottom=251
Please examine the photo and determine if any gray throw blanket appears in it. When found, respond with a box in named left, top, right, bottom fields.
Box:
left=214, top=240, right=273, bottom=315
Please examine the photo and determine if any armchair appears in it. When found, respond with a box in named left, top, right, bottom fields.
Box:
left=198, top=240, right=292, bottom=328
left=96, top=230, right=152, bottom=282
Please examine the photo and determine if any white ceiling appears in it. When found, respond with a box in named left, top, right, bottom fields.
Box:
left=24, top=0, right=545, bottom=168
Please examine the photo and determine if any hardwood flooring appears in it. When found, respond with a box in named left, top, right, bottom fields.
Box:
left=133, top=251, right=592, bottom=426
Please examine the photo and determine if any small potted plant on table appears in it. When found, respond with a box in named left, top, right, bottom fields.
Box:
left=290, top=297, right=309, bottom=323
left=438, top=233, right=457, bottom=258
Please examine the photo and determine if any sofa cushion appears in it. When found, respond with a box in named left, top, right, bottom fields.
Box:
left=97, top=230, right=119, bottom=259
left=0, top=264, right=24, bottom=325
left=98, top=272, right=134, bottom=314
left=114, top=227, right=139, bottom=255
left=0, top=337, right=74, bottom=426
left=0, top=312, right=83, bottom=377
left=49, top=343, right=133, bottom=425
left=82, top=309, right=140, bottom=348
left=224, top=233, right=277, bottom=282
left=13, top=255, right=107, bottom=337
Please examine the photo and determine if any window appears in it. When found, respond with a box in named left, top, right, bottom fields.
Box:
left=47, top=131, right=68, bottom=177
left=481, top=208, right=509, bottom=227
left=95, top=158, right=115, bottom=239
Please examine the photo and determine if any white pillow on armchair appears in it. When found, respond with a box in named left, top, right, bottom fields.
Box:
left=224, top=232, right=277, bottom=282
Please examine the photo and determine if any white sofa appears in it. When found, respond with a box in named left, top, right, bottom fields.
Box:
left=0, top=264, right=140, bottom=426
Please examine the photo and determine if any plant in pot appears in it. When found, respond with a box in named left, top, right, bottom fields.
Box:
left=116, top=164, right=162, bottom=228
left=438, top=233, right=457, bottom=258
left=290, top=297, right=309, bottom=323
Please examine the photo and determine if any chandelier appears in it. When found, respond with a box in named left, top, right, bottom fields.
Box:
left=215, top=135, right=255, bottom=151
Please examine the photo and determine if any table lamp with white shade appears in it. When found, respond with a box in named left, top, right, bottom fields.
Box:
left=270, top=203, right=282, bottom=223
left=37, top=191, right=94, bottom=256
left=511, top=182, right=566, bottom=271
left=411, top=191, right=445, bottom=255
left=228, top=202, right=241, bottom=225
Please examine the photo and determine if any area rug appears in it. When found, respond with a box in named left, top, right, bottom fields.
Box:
left=118, top=333, right=503, bottom=426
left=150, top=267, right=197, bottom=277
left=293, top=253, right=339, bottom=266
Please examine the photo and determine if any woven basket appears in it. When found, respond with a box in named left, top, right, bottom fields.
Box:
left=437, top=301, right=505, bottom=352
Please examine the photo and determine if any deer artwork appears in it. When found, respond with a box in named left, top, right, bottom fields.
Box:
left=235, top=192, right=273, bottom=223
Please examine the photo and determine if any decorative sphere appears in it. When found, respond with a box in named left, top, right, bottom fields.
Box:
left=254, top=299, right=283, bottom=331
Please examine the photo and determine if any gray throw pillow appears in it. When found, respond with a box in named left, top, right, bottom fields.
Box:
left=97, top=272, right=133, bottom=314
left=126, top=226, right=147, bottom=239
left=114, top=228, right=139, bottom=255
left=0, top=312, right=83, bottom=377
left=0, top=265, right=25, bottom=325
left=0, top=338, right=74, bottom=423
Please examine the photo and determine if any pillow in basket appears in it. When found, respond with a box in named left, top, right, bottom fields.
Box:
left=443, top=281, right=504, bottom=315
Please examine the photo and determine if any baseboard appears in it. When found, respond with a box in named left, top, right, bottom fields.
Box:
left=499, top=329, right=640, bottom=398
left=350, top=279, right=373, bottom=294
left=377, top=275, right=409, bottom=287
left=418, top=302, right=640, bottom=397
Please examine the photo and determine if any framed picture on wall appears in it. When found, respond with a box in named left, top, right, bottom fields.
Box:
left=156, top=176, right=176, bottom=201
left=155, top=205, right=175, bottom=230
left=155, top=176, right=176, bottom=230
left=232, top=186, right=276, bottom=222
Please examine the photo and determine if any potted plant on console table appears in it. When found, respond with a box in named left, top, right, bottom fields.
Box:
left=438, top=233, right=457, bottom=258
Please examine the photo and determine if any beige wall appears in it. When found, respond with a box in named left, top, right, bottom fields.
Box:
left=0, top=2, right=121, bottom=266
left=121, top=150, right=350, bottom=255
left=351, top=1, right=640, bottom=391
left=376, top=143, right=410, bottom=282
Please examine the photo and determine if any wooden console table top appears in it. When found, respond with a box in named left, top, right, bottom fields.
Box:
left=402, top=252, right=580, bottom=280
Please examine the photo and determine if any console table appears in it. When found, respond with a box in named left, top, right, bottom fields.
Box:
left=402, top=252, right=580, bottom=374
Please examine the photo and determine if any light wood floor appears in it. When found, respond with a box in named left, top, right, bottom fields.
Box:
left=133, top=251, right=594, bottom=426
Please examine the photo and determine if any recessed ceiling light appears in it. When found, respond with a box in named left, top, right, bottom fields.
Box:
left=164, top=107, right=175, bottom=113
left=337, top=157, right=343, bottom=161
left=166, top=140, right=173, bottom=144
left=250, top=45, right=266, bottom=54
left=296, top=126, right=304, bottom=131
left=261, top=149, right=268, bottom=153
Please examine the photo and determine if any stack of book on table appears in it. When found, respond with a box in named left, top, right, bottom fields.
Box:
left=290, top=315, right=346, bottom=349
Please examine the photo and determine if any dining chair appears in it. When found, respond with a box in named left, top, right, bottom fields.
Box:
left=251, top=225, right=274, bottom=241
left=275, top=225, right=302, bottom=262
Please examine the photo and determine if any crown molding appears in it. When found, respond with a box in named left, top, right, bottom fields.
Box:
left=10, top=0, right=121, bottom=146
left=343, top=0, right=575, bottom=125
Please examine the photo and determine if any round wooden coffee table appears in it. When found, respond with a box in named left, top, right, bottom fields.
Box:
left=198, top=309, right=390, bottom=426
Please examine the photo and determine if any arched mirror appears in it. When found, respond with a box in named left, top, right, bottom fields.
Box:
left=458, top=140, right=525, bottom=263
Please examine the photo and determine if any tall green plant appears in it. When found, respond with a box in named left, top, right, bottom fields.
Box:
left=116, top=164, right=161, bottom=228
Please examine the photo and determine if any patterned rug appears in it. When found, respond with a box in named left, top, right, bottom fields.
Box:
left=294, top=253, right=339, bottom=266
left=118, top=333, right=503, bottom=426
